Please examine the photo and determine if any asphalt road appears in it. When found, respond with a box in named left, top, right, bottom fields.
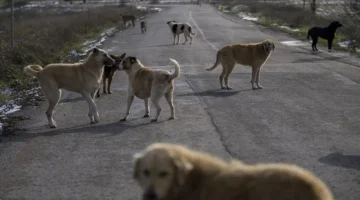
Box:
left=1, top=4, right=360, bottom=200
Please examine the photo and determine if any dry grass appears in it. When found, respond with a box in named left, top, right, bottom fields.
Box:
left=0, top=5, right=148, bottom=93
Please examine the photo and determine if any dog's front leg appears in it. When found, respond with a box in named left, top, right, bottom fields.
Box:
left=107, top=77, right=113, bottom=94
left=176, top=34, right=180, bottom=45
left=328, top=38, right=333, bottom=52
left=251, top=67, right=258, bottom=90
left=255, top=67, right=263, bottom=89
left=83, top=93, right=100, bottom=124
left=103, top=77, right=107, bottom=94
left=120, top=95, right=134, bottom=121
left=143, top=98, right=150, bottom=118
left=173, top=34, right=176, bottom=45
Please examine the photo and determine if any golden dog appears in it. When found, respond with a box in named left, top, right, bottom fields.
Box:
left=206, top=39, right=275, bottom=90
left=119, top=56, right=180, bottom=122
left=133, top=143, right=334, bottom=200
left=23, top=48, right=115, bottom=128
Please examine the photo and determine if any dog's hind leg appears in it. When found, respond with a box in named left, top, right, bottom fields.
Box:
left=183, top=34, right=188, bottom=45
left=143, top=98, right=150, bottom=118
left=223, top=61, right=235, bottom=90
left=164, top=87, right=175, bottom=120
left=176, top=34, right=180, bottom=45
left=172, top=34, right=176, bottom=45
left=44, top=88, right=61, bottom=128
left=255, top=67, right=263, bottom=89
left=150, top=87, right=163, bottom=122
left=311, top=36, right=319, bottom=51
left=103, top=77, right=107, bottom=94
left=219, top=65, right=227, bottom=89
left=120, top=95, right=134, bottom=121
left=82, top=93, right=99, bottom=124
left=188, top=34, right=193, bottom=44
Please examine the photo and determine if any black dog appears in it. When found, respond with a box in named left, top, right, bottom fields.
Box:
left=307, top=21, right=342, bottom=52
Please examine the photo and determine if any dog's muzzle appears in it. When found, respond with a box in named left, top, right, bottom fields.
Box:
left=142, top=188, right=158, bottom=200
left=104, top=58, right=115, bottom=66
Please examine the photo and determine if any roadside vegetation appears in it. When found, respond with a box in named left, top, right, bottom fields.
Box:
left=217, top=0, right=360, bottom=55
left=0, top=4, right=149, bottom=136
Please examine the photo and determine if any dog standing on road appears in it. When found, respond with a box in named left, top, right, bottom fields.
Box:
left=167, top=21, right=196, bottom=45
left=307, top=21, right=342, bottom=52
left=121, top=14, right=136, bottom=27
left=206, top=40, right=275, bottom=90
left=23, top=48, right=115, bottom=128
left=140, top=21, right=147, bottom=33
left=119, top=56, right=180, bottom=122
left=133, top=143, right=334, bottom=200
left=96, top=53, right=126, bottom=98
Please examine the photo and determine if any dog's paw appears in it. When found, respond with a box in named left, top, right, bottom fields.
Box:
left=257, top=86, right=263, bottom=89
left=226, top=87, right=232, bottom=90
left=103, top=91, right=107, bottom=94
left=143, top=114, right=150, bottom=118
left=221, top=87, right=227, bottom=90
left=168, top=116, right=175, bottom=120
left=108, top=91, right=113, bottom=94
left=151, top=119, right=158, bottom=123
left=96, top=94, right=100, bottom=98
left=49, top=124, right=57, bottom=128
left=252, top=87, right=258, bottom=90
left=119, top=118, right=127, bottom=122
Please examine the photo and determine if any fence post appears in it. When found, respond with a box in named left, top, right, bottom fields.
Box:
left=10, top=0, right=14, bottom=48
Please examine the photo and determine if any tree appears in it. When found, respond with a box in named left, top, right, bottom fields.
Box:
left=310, top=0, right=317, bottom=14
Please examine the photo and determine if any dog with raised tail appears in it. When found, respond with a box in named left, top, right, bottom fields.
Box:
left=119, top=56, right=181, bottom=122
left=167, top=20, right=196, bottom=45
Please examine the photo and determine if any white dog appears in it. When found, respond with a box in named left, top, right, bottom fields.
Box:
left=167, top=20, right=196, bottom=45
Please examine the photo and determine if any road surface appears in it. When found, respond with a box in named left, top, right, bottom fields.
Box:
left=1, top=4, right=360, bottom=200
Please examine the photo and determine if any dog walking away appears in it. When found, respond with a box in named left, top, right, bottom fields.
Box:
left=133, top=143, right=334, bottom=200
left=206, top=39, right=275, bottom=90
left=121, top=14, right=136, bottom=27
left=119, top=56, right=180, bottom=122
left=167, top=21, right=196, bottom=45
left=140, top=21, right=147, bottom=33
left=96, top=53, right=126, bottom=98
left=23, top=48, right=115, bottom=128
left=307, top=21, right=342, bottom=52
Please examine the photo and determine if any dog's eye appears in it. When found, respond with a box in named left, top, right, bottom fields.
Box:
left=143, top=169, right=150, bottom=177
left=158, top=171, right=169, bottom=178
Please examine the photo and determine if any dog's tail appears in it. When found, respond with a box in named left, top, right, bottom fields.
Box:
left=189, top=27, right=196, bottom=36
left=23, top=65, right=43, bottom=77
left=206, top=51, right=220, bottom=71
left=168, top=58, right=181, bottom=80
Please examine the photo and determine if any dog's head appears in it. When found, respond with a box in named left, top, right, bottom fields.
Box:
left=167, top=20, right=176, bottom=25
left=133, top=144, right=194, bottom=200
left=106, top=53, right=126, bottom=70
left=329, top=21, right=342, bottom=29
left=262, top=40, right=275, bottom=53
left=91, top=47, right=115, bottom=67
left=120, top=56, right=139, bottom=71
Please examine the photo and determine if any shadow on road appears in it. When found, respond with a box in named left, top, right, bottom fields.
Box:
left=146, top=44, right=174, bottom=48
left=177, top=88, right=251, bottom=98
left=3, top=120, right=159, bottom=143
left=318, top=152, right=360, bottom=171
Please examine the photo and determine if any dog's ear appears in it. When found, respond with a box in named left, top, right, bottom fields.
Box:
left=132, top=152, right=144, bottom=180
left=119, top=53, right=127, bottom=60
left=171, top=153, right=193, bottom=186
left=130, top=56, right=137, bottom=64
left=92, top=48, right=99, bottom=55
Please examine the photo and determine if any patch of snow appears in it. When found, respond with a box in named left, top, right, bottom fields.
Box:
left=280, top=40, right=307, bottom=47
left=0, top=122, right=3, bottom=136
left=149, top=7, right=162, bottom=12
left=338, top=40, right=351, bottom=48
left=279, top=25, right=300, bottom=32
left=0, top=100, right=22, bottom=117
left=238, top=12, right=258, bottom=21
left=136, top=6, right=147, bottom=11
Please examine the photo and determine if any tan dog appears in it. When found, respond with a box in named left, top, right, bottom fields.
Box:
left=206, top=39, right=275, bottom=90
left=133, top=143, right=334, bottom=200
left=23, top=48, right=115, bottom=128
left=119, top=56, right=180, bottom=122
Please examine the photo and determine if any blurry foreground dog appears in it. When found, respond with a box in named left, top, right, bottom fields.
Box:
left=119, top=56, right=180, bottom=122
left=23, top=48, right=115, bottom=128
left=206, top=39, right=275, bottom=90
left=133, top=143, right=334, bottom=200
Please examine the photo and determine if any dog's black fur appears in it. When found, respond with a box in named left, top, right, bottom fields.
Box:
left=307, top=21, right=343, bottom=52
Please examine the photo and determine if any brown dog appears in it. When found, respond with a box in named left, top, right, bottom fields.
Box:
left=96, top=53, right=126, bottom=97
left=23, top=48, right=115, bottom=128
left=119, top=56, right=180, bottom=122
left=133, top=143, right=334, bottom=200
left=206, top=39, right=275, bottom=90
